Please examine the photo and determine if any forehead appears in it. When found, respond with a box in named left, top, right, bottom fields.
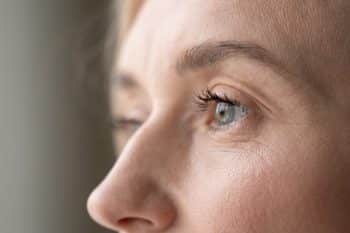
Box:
left=116, top=0, right=347, bottom=88
left=118, top=0, right=281, bottom=71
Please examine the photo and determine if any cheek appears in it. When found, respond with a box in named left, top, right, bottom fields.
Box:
left=179, top=124, right=345, bottom=233
left=181, top=140, right=275, bottom=232
left=265, top=124, right=350, bottom=230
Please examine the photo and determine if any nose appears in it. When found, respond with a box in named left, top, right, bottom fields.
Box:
left=87, top=125, right=178, bottom=232
left=87, top=177, right=176, bottom=232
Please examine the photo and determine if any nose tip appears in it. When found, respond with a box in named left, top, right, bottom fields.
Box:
left=87, top=189, right=116, bottom=230
left=87, top=183, right=177, bottom=232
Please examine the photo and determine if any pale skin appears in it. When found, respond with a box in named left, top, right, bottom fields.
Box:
left=87, top=0, right=350, bottom=232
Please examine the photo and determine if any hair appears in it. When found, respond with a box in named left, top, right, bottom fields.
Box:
left=71, top=0, right=144, bottom=120
left=116, top=0, right=145, bottom=44
left=98, top=0, right=145, bottom=81
left=69, top=1, right=146, bottom=146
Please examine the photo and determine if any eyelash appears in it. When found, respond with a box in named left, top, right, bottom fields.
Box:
left=110, top=118, right=142, bottom=131
left=194, top=88, right=242, bottom=111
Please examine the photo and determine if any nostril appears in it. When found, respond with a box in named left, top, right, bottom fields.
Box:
left=117, top=217, right=154, bottom=228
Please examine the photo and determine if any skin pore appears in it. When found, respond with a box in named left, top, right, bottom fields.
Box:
left=87, top=0, right=350, bottom=232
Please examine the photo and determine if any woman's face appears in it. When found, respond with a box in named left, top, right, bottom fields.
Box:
left=88, top=0, right=350, bottom=232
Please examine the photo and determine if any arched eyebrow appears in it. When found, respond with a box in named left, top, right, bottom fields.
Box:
left=176, top=40, right=290, bottom=77
left=114, top=40, right=291, bottom=89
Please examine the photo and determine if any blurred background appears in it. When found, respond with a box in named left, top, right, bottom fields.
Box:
left=0, top=0, right=115, bottom=232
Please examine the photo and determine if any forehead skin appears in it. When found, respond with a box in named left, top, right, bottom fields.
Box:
left=118, top=0, right=350, bottom=106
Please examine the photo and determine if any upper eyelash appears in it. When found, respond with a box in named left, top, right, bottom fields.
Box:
left=110, top=118, right=142, bottom=130
left=194, top=88, right=241, bottom=112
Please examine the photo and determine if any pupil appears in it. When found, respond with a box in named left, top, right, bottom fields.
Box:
left=219, top=109, right=226, bottom=116
left=216, top=103, right=233, bottom=125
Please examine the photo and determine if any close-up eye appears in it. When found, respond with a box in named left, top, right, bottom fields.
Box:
left=194, top=89, right=249, bottom=130
left=111, top=117, right=142, bottom=132
left=110, top=117, right=143, bottom=150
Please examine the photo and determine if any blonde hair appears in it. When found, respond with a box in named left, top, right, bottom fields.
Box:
left=103, top=0, right=145, bottom=75
left=117, top=0, right=145, bottom=43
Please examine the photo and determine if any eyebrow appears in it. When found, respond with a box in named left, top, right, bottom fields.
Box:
left=114, top=40, right=290, bottom=88
left=176, top=40, right=288, bottom=77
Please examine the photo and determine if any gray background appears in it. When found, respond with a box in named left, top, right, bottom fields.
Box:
left=0, top=1, right=115, bottom=232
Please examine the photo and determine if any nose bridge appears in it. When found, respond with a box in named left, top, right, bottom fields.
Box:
left=125, top=104, right=192, bottom=177
left=120, top=113, right=179, bottom=179
left=99, top=115, right=175, bottom=209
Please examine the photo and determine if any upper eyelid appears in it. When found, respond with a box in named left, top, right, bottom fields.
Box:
left=111, top=72, right=139, bottom=89
left=109, top=116, right=143, bottom=128
left=112, top=117, right=143, bottom=125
